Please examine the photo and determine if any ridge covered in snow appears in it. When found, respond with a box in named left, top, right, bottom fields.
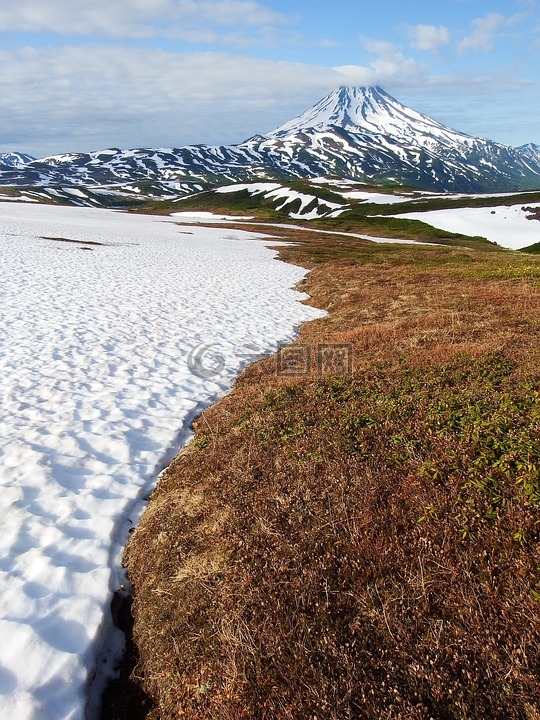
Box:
left=518, top=142, right=540, bottom=165
left=0, top=152, right=36, bottom=169
left=1, top=87, right=540, bottom=199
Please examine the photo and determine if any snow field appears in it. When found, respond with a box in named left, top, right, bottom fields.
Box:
left=393, top=203, right=540, bottom=250
left=0, top=203, right=325, bottom=719
left=171, top=210, right=255, bottom=221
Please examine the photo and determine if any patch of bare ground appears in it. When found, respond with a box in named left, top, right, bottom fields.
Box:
left=115, top=231, right=540, bottom=720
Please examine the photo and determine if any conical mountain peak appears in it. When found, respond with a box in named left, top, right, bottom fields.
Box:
left=267, top=85, right=475, bottom=150
left=268, top=86, right=386, bottom=136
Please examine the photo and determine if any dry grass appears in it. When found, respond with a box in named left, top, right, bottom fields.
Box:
left=123, top=232, right=540, bottom=720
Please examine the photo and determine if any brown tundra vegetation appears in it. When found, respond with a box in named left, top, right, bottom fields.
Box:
left=106, top=228, right=540, bottom=720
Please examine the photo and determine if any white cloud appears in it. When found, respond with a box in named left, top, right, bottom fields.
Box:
left=316, top=38, right=339, bottom=48
left=0, top=36, right=443, bottom=156
left=3, top=31, right=469, bottom=156
left=406, top=24, right=450, bottom=51
left=509, top=0, right=538, bottom=25
left=458, top=13, right=506, bottom=52
left=0, top=0, right=288, bottom=41
left=361, top=38, right=426, bottom=83
left=0, top=37, right=536, bottom=157
left=0, top=46, right=364, bottom=155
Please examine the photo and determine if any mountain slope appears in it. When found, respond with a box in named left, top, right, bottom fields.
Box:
left=270, top=86, right=474, bottom=149
left=518, top=143, right=540, bottom=166
left=264, top=86, right=540, bottom=192
left=0, top=152, right=36, bottom=168
left=1, top=87, right=539, bottom=203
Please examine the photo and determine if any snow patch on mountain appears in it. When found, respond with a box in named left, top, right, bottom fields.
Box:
left=339, top=190, right=413, bottom=204
left=215, top=182, right=346, bottom=218
left=0, top=152, right=35, bottom=168
left=216, top=182, right=282, bottom=194
left=518, top=143, right=540, bottom=165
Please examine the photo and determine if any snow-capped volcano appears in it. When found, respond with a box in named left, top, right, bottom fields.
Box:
left=1, top=87, right=540, bottom=203
left=255, top=86, right=539, bottom=193
left=269, top=86, right=474, bottom=150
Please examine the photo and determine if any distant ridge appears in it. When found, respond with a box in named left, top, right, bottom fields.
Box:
left=0, top=152, right=36, bottom=168
left=1, top=87, right=539, bottom=205
left=517, top=142, right=540, bottom=166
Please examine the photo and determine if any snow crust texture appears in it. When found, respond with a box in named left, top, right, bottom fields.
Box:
left=0, top=203, right=324, bottom=719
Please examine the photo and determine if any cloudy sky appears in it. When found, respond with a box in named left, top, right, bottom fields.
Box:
left=1, top=0, right=538, bottom=157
